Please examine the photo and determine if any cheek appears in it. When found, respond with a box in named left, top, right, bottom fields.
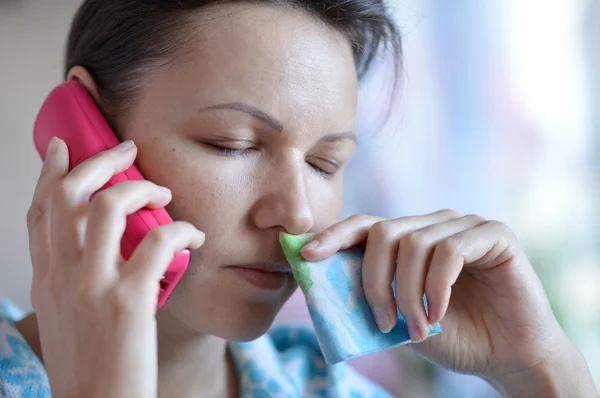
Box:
left=148, top=150, right=246, bottom=234
left=308, top=178, right=344, bottom=231
left=129, top=139, right=241, bottom=234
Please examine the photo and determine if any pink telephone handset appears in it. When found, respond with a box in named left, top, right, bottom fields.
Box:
left=33, top=79, right=189, bottom=309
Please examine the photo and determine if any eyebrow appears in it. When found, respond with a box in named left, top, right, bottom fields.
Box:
left=199, top=102, right=357, bottom=144
left=200, top=102, right=284, bottom=132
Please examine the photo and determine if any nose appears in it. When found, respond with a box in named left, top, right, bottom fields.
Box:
left=251, top=161, right=314, bottom=235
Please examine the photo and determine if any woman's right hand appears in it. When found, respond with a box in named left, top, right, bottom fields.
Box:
left=26, top=137, right=205, bottom=398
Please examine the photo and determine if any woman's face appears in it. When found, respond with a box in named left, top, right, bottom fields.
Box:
left=118, top=4, right=358, bottom=341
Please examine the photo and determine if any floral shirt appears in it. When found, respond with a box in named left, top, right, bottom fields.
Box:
left=0, top=299, right=391, bottom=397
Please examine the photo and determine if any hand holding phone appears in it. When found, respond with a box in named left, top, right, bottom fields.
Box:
left=26, top=80, right=206, bottom=397
left=32, top=80, right=191, bottom=308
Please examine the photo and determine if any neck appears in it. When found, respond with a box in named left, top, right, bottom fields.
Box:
left=14, top=312, right=238, bottom=398
left=155, top=308, right=238, bottom=398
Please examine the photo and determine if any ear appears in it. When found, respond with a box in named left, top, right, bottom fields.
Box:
left=66, top=66, right=101, bottom=104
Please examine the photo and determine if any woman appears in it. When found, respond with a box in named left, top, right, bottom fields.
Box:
left=0, top=0, right=596, bottom=397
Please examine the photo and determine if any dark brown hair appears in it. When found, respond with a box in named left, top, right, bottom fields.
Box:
left=65, top=0, right=402, bottom=122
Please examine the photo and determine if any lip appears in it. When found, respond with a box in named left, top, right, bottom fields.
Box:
left=227, top=263, right=294, bottom=290
left=231, top=262, right=293, bottom=274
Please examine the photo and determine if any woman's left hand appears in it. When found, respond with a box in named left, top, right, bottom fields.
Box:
left=301, top=210, right=597, bottom=397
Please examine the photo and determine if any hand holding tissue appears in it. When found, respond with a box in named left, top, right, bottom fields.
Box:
left=279, top=232, right=442, bottom=365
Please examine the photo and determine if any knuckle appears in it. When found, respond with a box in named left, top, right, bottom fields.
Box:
left=437, top=238, right=458, bottom=258
left=400, top=231, right=426, bottom=251
left=346, top=214, right=379, bottom=226
left=316, top=226, right=336, bottom=242
left=145, top=227, right=171, bottom=247
left=346, top=214, right=365, bottom=222
left=90, top=189, right=121, bottom=214
left=53, top=179, right=78, bottom=203
left=485, top=219, right=506, bottom=230
left=463, top=214, right=486, bottom=224
left=369, top=221, right=392, bottom=239
left=437, top=209, right=461, bottom=218
left=26, top=204, right=46, bottom=230
left=486, top=220, right=516, bottom=238
left=316, top=230, right=331, bottom=241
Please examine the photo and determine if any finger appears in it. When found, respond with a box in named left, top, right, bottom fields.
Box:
left=50, top=141, right=137, bottom=262
left=27, top=137, right=70, bottom=277
left=302, top=209, right=462, bottom=261
left=362, top=222, right=398, bottom=333
left=82, top=181, right=174, bottom=285
left=361, top=210, right=462, bottom=333
left=396, top=215, right=486, bottom=342
left=300, top=214, right=383, bottom=261
left=123, top=222, right=205, bottom=288
left=425, top=220, right=516, bottom=326
left=63, top=140, right=137, bottom=200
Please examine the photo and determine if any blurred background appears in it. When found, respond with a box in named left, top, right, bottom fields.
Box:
left=1, top=1, right=598, bottom=397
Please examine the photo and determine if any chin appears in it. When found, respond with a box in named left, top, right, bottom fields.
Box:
left=161, top=279, right=298, bottom=342
left=216, top=311, right=279, bottom=342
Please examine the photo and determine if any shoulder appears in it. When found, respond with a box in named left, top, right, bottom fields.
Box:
left=229, top=323, right=393, bottom=398
left=0, top=299, right=51, bottom=398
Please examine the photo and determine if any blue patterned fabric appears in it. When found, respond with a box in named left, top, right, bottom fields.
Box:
left=0, top=299, right=391, bottom=397
left=0, top=300, right=51, bottom=398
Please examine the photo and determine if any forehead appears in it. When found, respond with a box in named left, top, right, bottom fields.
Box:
left=143, top=4, right=358, bottom=133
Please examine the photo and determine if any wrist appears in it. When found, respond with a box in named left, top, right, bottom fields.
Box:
left=492, top=339, right=597, bottom=398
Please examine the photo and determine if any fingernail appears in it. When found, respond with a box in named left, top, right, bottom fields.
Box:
left=117, top=140, right=135, bottom=151
left=373, top=306, right=392, bottom=333
left=158, top=186, right=172, bottom=196
left=409, top=321, right=426, bottom=343
left=303, top=240, right=320, bottom=251
left=46, top=136, right=59, bottom=158
left=191, top=231, right=206, bottom=249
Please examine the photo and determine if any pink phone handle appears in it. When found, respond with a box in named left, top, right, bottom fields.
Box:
left=32, top=80, right=189, bottom=309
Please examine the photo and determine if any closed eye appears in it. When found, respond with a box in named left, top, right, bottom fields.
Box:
left=307, top=157, right=340, bottom=178
left=205, top=142, right=255, bottom=156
